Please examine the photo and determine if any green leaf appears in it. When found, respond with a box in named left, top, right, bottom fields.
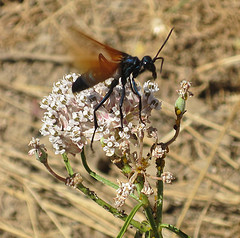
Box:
left=117, top=203, right=143, bottom=238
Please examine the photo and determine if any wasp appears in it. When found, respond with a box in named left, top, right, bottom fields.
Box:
left=67, top=27, right=174, bottom=148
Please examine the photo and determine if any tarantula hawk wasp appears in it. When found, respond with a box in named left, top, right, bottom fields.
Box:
left=68, top=27, right=174, bottom=149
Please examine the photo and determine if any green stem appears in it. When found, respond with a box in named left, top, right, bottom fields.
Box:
left=135, top=175, right=160, bottom=238
left=75, top=182, right=148, bottom=233
left=62, top=153, right=74, bottom=176
left=81, top=148, right=140, bottom=201
left=144, top=206, right=161, bottom=238
left=160, top=224, right=191, bottom=238
left=46, top=151, right=147, bottom=233
left=80, top=148, right=150, bottom=232
left=81, top=148, right=118, bottom=189
left=156, top=170, right=164, bottom=233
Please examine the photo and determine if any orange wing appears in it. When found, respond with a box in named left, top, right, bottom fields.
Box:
left=66, top=27, right=127, bottom=80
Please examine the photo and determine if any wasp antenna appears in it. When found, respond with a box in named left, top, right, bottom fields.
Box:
left=153, top=27, right=174, bottom=62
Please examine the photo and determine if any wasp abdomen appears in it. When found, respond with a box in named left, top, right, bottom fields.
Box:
left=72, top=72, right=98, bottom=93
left=72, top=75, right=90, bottom=93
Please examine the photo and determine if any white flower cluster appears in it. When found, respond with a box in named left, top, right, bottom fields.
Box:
left=114, top=180, right=136, bottom=208
left=40, top=73, right=161, bottom=156
left=151, top=143, right=168, bottom=159
left=141, top=179, right=154, bottom=195
left=177, top=80, right=193, bottom=99
left=40, top=73, right=93, bottom=154
left=28, top=137, right=47, bottom=157
left=161, top=172, right=175, bottom=184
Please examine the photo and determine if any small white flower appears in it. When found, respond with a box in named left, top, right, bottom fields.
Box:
left=28, top=137, right=48, bottom=162
left=141, top=179, right=154, bottom=195
left=114, top=180, right=136, bottom=208
left=177, top=80, right=193, bottom=99
left=143, top=80, right=159, bottom=93
left=161, top=172, right=175, bottom=184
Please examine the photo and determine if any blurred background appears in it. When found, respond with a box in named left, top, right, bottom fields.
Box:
left=0, top=0, right=240, bottom=237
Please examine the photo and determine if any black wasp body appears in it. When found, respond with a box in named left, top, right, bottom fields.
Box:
left=72, top=54, right=157, bottom=93
left=68, top=27, right=174, bottom=148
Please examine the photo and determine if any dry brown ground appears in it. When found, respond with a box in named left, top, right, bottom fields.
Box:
left=0, top=0, right=240, bottom=237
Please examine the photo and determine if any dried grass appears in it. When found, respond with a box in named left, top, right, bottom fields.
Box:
left=0, top=0, right=239, bottom=237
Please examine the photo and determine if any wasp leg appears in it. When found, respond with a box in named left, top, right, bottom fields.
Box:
left=130, top=78, right=145, bottom=125
left=119, top=77, right=127, bottom=128
left=91, top=78, right=119, bottom=150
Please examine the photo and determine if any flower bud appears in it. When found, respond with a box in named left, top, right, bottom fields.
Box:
left=175, top=96, right=186, bottom=116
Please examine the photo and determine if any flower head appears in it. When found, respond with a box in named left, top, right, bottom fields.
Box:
left=176, top=80, right=193, bottom=100
left=151, top=143, right=168, bottom=160
left=28, top=137, right=48, bottom=163
left=175, top=80, right=193, bottom=116
left=40, top=73, right=161, bottom=156
left=114, top=180, right=136, bottom=208
left=161, top=172, right=175, bottom=184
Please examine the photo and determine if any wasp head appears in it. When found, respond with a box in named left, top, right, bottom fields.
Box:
left=141, top=56, right=157, bottom=79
